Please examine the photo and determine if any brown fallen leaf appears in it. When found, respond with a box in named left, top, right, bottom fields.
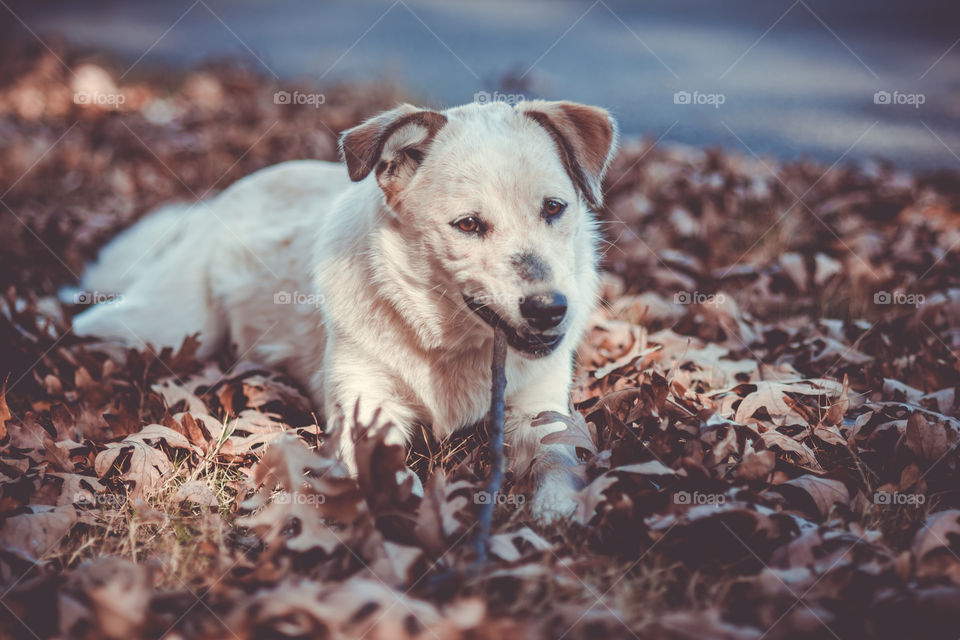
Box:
left=225, top=576, right=479, bottom=639
left=913, top=510, right=960, bottom=582
left=247, top=433, right=362, bottom=522
left=905, top=411, right=953, bottom=462
left=759, top=430, right=821, bottom=469
left=45, top=472, right=107, bottom=507
left=173, top=479, right=218, bottom=508
left=771, top=475, right=850, bottom=520
left=59, top=557, right=153, bottom=640
left=536, top=409, right=598, bottom=457
left=733, top=379, right=844, bottom=428
left=7, top=412, right=49, bottom=450
left=735, top=447, right=776, bottom=482
left=571, top=474, right=618, bottom=526
left=94, top=425, right=198, bottom=498
left=488, top=527, right=553, bottom=562
left=241, top=499, right=344, bottom=556
left=413, top=471, right=471, bottom=558
left=0, top=504, right=78, bottom=562
left=239, top=433, right=366, bottom=557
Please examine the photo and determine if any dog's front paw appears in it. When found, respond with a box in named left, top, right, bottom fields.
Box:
left=531, top=474, right=583, bottom=524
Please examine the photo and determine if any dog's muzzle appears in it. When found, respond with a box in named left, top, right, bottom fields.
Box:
left=463, top=295, right=564, bottom=357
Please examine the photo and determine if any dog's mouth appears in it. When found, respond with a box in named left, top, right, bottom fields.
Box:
left=462, top=295, right=564, bottom=357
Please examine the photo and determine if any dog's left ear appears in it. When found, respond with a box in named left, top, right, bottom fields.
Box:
left=518, top=101, right=619, bottom=208
left=339, top=104, right=448, bottom=205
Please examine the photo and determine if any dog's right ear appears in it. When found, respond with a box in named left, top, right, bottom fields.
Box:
left=339, top=104, right=447, bottom=200
left=517, top=101, right=618, bottom=209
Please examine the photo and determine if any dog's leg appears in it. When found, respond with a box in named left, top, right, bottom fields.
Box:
left=318, top=347, right=417, bottom=476
left=508, top=413, right=585, bottom=522
left=505, top=369, right=587, bottom=522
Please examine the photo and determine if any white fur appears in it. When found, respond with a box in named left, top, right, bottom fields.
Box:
left=72, top=101, right=617, bottom=520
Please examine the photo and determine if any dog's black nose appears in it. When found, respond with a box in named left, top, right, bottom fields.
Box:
left=520, top=292, right=567, bottom=331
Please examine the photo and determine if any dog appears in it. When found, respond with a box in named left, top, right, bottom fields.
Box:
left=72, top=99, right=618, bottom=520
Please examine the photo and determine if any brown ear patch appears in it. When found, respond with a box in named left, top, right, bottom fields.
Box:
left=341, top=121, right=389, bottom=181
left=340, top=108, right=447, bottom=183
left=524, top=110, right=599, bottom=209
left=521, top=101, right=618, bottom=209
left=552, top=103, right=615, bottom=181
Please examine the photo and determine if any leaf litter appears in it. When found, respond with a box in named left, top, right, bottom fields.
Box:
left=1, top=42, right=960, bottom=639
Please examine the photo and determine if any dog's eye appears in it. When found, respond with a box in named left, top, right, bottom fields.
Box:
left=452, top=216, right=485, bottom=235
left=542, top=198, right=567, bottom=221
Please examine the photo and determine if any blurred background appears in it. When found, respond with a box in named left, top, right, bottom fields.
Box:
left=3, top=0, right=960, bottom=168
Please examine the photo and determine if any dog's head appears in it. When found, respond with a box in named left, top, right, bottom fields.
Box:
left=340, top=100, right=618, bottom=357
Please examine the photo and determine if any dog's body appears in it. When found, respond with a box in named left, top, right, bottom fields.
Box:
left=73, top=100, right=617, bottom=519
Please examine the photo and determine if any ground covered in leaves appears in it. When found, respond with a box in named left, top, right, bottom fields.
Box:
left=2, top=43, right=960, bottom=639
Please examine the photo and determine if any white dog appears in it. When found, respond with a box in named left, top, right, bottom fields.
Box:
left=72, top=100, right=618, bottom=519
